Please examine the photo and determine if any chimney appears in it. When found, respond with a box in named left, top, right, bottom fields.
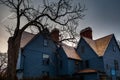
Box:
left=51, top=28, right=59, bottom=43
left=80, top=27, right=92, bottom=39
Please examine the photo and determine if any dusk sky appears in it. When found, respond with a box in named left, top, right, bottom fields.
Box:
left=0, top=0, right=120, bottom=53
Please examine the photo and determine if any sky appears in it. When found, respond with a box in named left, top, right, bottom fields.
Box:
left=0, top=0, right=120, bottom=53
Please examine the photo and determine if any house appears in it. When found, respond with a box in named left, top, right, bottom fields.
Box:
left=57, top=43, right=81, bottom=76
left=16, top=28, right=82, bottom=79
left=17, top=27, right=120, bottom=80
left=76, top=27, right=120, bottom=80
left=17, top=28, right=59, bottom=78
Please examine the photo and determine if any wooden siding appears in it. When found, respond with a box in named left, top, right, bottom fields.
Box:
left=22, top=34, right=57, bottom=78
left=77, top=37, right=105, bottom=73
left=103, top=36, right=120, bottom=77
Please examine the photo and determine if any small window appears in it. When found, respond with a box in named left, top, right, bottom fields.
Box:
left=42, top=71, right=49, bottom=76
left=114, top=60, right=119, bottom=70
left=85, top=60, right=89, bottom=68
left=113, top=45, right=116, bottom=52
left=43, top=54, right=49, bottom=65
left=43, top=54, right=49, bottom=59
left=75, top=61, right=79, bottom=65
left=44, top=39, right=48, bottom=46
left=106, top=64, right=109, bottom=69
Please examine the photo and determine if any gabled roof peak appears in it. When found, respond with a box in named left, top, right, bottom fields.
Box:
left=82, top=34, right=113, bottom=56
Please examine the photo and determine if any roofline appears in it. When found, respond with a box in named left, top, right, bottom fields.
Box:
left=81, top=37, right=99, bottom=57
left=98, top=34, right=114, bottom=56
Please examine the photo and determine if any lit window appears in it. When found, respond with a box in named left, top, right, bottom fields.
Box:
left=44, top=39, right=48, bottom=46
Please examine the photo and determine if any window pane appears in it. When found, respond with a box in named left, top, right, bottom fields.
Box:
left=44, top=39, right=48, bottom=46
left=43, top=54, right=49, bottom=59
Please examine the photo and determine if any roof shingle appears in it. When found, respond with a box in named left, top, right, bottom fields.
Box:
left=20, top=31, right=35, bottom=48
left=62, top=44, right=81, bottom=60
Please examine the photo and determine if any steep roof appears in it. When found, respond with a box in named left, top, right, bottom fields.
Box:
left=20, top=31, right=35, bottom=48
left=62, top=44, right=81, bottom=60
left=83, top=34, right=113, bottom=56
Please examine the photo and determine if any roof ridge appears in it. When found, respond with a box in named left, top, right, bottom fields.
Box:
left=95, top=34, right=113, bottom=41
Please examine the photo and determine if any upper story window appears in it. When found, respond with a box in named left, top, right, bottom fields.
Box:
left=43, top=54, right=49, bottom=65
left=112, top=44, right=116, bottom=52
left=44, top=39, right=48, bottom=46
left=114, top=60, right=119, bottom=70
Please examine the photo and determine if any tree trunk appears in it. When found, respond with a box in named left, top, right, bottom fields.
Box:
left=7, top=33, right=21, bottom=80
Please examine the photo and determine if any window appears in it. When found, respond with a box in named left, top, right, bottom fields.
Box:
left=43, top=54, right=49, bottom=65
left=75, top=61, right=79, bottom=71
left=43, top=54, right=49, bottom=59
left=113, top=46, right=116, bottom=52
left=42, top=71, right=49, bottom=76
left=85, top=60, right=89, bottom=68
left=114, top=60, right=119, bottom=70
left=75, top=61, right=79, bottom=65
left=80, top=46, right=84, bottom=53
left=106, top=64, right=109, bottom=69
left=44, top=39, right=48, bottom=46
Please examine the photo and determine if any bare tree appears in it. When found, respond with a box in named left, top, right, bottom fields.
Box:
left=0, top=52, right=7, bottom=78
left=0, top=0, right=85, bottom=80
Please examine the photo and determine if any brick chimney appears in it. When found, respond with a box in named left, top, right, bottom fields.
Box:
left=50, top=28, right=59, bottom=43
left=80, top=27, right=92, bottom=39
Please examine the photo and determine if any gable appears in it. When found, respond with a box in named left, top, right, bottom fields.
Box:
left=104, top=35, right=120, bottom=57
left=95, top=34, right=113, bottom=56
left=20, top=31, right=35, bottom=48
left=82, top=34, right=113, bottom=56
left=23, top=33, right=57, bottom=53
left=77, top=37, right=98, bottom=60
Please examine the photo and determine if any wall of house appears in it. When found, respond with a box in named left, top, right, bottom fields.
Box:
left=22, top=34, right=58, bottom=78
left=57, top=47, right=68, bottom=76
left=57, top=47, right=81, bottom=76
left=67, top=59, right=81, bottom=76
left=103, top=36, right=120, bottom=79
left=67, top=59, right=76, bottom=75
left=77, top=38, right=104, bottom=71
left=87, top=57, right=104, bottom=71
left=77, top=38, right=98, bottom=60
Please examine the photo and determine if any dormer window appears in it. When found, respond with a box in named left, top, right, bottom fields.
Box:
left=44, top=39, right=48, bottom=46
